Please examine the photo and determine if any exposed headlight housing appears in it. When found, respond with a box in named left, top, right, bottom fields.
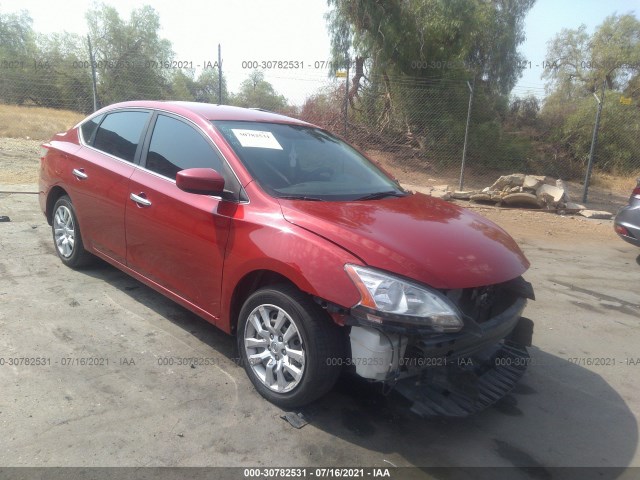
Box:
left=344, top=264, right=463, bottom=332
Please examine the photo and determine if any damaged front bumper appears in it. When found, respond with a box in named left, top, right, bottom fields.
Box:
left=394, top=331, right=532, bottom=417
left=345, top=278, right=535, bottom=417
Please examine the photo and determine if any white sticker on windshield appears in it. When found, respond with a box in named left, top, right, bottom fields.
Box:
left=231, top=129, right=283, bottom=150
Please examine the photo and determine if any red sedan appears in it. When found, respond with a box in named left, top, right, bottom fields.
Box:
left=39, top=101, right=534, bottom=416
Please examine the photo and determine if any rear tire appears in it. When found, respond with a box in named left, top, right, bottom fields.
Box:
left=237, top=284, right=344, bottom=408
left=51, top=195, right=93, bottom=268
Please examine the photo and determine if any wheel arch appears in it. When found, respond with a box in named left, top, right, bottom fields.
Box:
left=228, top=270, right=300, bottom=336
left=45, top=186, right=69, bottom=225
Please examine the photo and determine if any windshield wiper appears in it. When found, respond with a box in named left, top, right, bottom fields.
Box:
left=277, top=195, right=325, bottom=201
left=356, top=190, right=408, bottom=201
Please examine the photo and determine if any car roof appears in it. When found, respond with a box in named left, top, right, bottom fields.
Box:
left=99, top=100, right=313, bottom=126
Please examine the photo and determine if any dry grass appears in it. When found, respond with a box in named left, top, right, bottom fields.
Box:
left=0, top=138, right=42, bottom=184
left=590, top=171, right=639, bottom=193
left=0, top=104, right=85, bottom=141
left=368, top=147, right=635, bottom=211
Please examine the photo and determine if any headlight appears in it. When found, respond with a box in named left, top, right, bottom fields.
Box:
left=344, top=264, right=463, bottom=332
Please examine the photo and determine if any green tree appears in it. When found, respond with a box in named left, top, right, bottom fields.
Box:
left=508, top=95, right=540, bottom=130
left=231, top=71, right=287, bottom=111
left=167, top=69, right=228, bottom=103
left=191, top=69, right=228, bottom=103
left=0, top=10, right=92, bottom=111
left=86, top=3, right=174, bottom=105
left=0, top=9, right=37, bottom=104
left=540, top=14, right=640, bottom=174
left=543, top=14, right=640, bottom=95
left=325, top=0, right=536, bottom=171
left=34, top=32, right=94, bottom=112
left=326, top=0, right=535, bottom=93
left=168, top=69, right=195, bottom=101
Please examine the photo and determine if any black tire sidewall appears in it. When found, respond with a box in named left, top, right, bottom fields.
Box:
left=237, top=286, right=342, bottom=408
left=52, top=196, right=87, bottom=268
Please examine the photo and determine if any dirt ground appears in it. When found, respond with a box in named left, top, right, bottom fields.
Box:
left=1, top=138, right=640, bottom=475
left=0, top=138, right=42, bottom=184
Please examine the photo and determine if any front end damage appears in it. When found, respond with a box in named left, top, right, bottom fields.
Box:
left=344, top=276, right=535, bottom=417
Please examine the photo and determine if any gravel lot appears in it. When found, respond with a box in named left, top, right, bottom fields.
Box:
left=1, top=138, right=640, bottom=476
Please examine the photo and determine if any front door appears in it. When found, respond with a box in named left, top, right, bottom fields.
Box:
left=125, top=113, right=234, bottom=319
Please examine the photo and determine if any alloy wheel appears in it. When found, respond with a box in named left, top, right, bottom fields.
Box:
left=243, top=304, right=305, bottom=393
left=53, top=205, right=75, bottom=258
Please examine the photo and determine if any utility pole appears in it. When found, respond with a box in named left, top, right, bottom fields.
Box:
left=218, top=44, right=223, bottom=104
left=459, top=77, right=475, bottom=191
left=343, top=56, right=349, bottom=139
left=582, top=82, right=605, bottom=203
left=87, top=35, right=99, bottom=112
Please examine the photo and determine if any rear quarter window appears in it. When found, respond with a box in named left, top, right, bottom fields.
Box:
left=80, top=114, right=104, bottom=145
left=93, top=111, right=150, bottom=162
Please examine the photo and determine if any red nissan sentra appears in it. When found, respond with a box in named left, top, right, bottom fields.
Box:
left=39, top=101, right=534, bottom=416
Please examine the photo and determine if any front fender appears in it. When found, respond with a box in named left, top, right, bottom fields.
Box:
left=219, top=217, right=362, bottom=332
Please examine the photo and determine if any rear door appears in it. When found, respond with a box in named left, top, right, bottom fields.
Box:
left=69, top=110, right=150, bottom=264
left=125, top=113, right=238, bottom=319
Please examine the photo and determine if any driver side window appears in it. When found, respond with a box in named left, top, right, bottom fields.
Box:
left=145, top=115, right=226, bottom=180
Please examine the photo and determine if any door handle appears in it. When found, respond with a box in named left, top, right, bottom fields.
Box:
left=130, top=192, right=152, bottom=207
left=72, top=168, right=88, bottom=180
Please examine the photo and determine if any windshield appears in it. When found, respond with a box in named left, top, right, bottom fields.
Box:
left=212, top=121, right=406, bottom=201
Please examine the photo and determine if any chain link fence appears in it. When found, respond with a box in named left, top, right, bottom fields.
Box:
left=0, top=64, right=94, bottom=113
left=300, top=77, right=478, bottom=188
left=1, top=51, right=639, bottom=199
left=297, top=73, right=640, bottom=198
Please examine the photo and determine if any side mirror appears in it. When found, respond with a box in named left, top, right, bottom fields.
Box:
left=176, top=168, right=225, bottom=196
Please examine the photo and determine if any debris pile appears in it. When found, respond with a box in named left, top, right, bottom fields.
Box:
left=425, top=173, right=613, bottom=219
left=471, top=174, right=570, bottom=209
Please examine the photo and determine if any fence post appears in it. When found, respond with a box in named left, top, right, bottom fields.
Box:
left=87, top=35, right=99, bottom=112
left=458, top=77, right=475, bottom=191
left=343, top=57, right=349, bottom=139
left=218, top=44, right=223, bottom=104
left=582, top=82, right=605, bottom=204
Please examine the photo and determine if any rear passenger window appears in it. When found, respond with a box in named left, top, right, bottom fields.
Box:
left=93, top=111, right=149, bottom=162
left=80, top=114, right=104, bottom=145
left=145, top=115, right=225, bottom=180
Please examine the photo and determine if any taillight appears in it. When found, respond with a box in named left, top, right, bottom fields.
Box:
left=615, top=224, right=629, bottom=236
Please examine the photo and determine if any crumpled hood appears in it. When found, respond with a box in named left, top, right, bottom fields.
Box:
left=279, top=193, right=529, bottom=289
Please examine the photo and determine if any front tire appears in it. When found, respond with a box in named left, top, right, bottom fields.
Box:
left=52, top=195, right=93, bottom=268
left=237, top=285, right=343, bottom=408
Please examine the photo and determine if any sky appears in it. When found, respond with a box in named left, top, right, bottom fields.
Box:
left=3, top=0, right=639, bottom=104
